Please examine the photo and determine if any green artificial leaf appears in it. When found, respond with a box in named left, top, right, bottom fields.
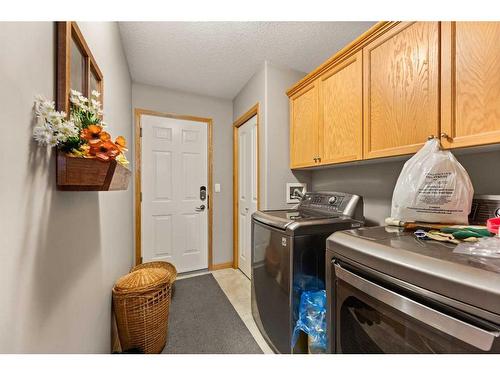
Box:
left=59, top=136, right=83, bottom=153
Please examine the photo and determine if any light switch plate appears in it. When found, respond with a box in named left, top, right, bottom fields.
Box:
left=214, top=183, right=221, bottom=193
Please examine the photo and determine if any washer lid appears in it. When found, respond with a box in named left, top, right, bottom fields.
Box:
left=252, top=209, right=341, bottom=230
left=327, top=226, right=500, bottom=317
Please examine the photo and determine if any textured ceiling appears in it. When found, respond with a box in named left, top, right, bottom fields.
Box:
left=119, top=22, right=376, bottom=99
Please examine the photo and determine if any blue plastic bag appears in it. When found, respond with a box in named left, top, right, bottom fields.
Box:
left=292, top=275, right=325, bottom=322
left=291, top=290, right=327, bottom=351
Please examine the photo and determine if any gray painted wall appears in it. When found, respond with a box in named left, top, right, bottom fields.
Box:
left=0, top=22, right=133, bottom=353
left=132, top=83, right=233, bottom=265
left=266, top=62, right=312, bottom=210
left=312, top=149, right=500, bottom=226
left=233, top=61, right=311, bottom=210
left=233, top=63, right=267, bottom=207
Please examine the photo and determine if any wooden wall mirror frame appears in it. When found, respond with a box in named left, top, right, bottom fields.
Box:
left=54, top=21, right=131, bottom=192
left=56, top=21, right=104, bottom=113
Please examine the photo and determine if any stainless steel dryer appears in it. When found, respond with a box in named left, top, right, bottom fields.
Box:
left=326, top=226, right=500, bottom=353
left=251, top=191, right=364, bottom=353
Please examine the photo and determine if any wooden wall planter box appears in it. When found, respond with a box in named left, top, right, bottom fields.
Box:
left=56, top=153, right=131, bottom=191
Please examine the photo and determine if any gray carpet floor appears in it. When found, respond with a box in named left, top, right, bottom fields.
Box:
left=162, top=274, right=263, bottom=354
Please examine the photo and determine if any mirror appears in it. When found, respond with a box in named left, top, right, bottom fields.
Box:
left=89, top=68, right=99, bottom=95
left=56, top=22, right=103, bottom=113
left=70, top=38, right=85, bottom=94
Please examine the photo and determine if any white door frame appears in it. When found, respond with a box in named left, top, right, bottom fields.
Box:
left=134, top=108, right=213, bottom=269
left=233, top=103, right=260, bottom=271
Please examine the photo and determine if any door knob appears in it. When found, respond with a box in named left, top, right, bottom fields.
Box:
left=195, top=204, right=206, bottom=212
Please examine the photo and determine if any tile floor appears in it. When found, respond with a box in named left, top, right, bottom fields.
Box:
left=178, top=268, right=274, bottom=353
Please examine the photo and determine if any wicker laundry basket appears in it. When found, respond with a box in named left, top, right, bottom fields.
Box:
left=132, top=261, right=177, bottom=298
left=113, top=263, right=177, bottom=354
left=132, top=261, right=177, bottom=279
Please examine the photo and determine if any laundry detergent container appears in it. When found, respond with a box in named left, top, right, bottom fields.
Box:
left=113, top=262, right=177, bottom=353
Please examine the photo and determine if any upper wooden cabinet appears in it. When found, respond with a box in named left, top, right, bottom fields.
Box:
left=319, top=50, right=363, bottom=164
left=289, top=51, right=363, bottom=168
left=290, top=82, right=319, bottom=168
left=363, top=22, right=440, bottom=159
left=441, top=22, right=500, bottom=149
left=287, top=21, right=500, bottom=169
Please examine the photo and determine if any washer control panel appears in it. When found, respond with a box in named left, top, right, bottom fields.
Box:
left=299, top=192, right=354, bottom=215
left=328, top=196, right=338, bottom=205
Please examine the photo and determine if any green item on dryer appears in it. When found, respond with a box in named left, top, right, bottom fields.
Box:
left=441, top=227, right=493, bottom=238
left=451, top=230, right=484, bottom=240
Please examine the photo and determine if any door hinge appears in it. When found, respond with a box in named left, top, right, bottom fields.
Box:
left=139, top=127, right=143, bottom=137
left=140, top=192, right=142, bottom=202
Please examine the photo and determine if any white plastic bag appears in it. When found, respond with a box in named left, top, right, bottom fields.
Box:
left=454, top=237, right=500, bottom=259
left=391, top=139, right=474, bottom=224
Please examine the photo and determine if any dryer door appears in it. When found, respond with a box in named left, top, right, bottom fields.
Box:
left=334, top=263, right=500, bottom=353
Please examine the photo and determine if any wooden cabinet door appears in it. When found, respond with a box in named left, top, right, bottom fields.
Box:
left=441, top=22, right=500, bottom=149
left=290, top=82, right=319, bottom=168
left=363, top=22, right=440, bottom=159
left=319, top=50, right=363, bottom=164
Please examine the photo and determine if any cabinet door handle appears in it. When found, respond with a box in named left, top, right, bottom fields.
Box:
left=440, top=132, right=452, bottom=141
left=427, top=135, right=436, bottom=140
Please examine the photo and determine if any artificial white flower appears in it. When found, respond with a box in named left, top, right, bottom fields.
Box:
left=48, top=136, right=59, bottom=147
left=47, top=111, right=63, bottom=126
left=90, top=99, right=99, bottom=109
left=57, top=120, right=79, bottom=139
left=70, top=89, right=88, bottom=108
left=33, top=95, right=78, bottom=147
left=70, top=94, right=83, bottom=106
left=33, top=124, right=55, bottom=146
left=34, top=97, right=56, bottom=121
left=69, top=95, right=79, bottom=105
left=91, top=90, right=100, bottom=98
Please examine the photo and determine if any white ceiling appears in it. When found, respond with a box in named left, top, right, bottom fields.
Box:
left=119, top=22, right=375, bottom=99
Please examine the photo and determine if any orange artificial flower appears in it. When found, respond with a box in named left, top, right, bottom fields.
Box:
left=79, top=126, right=126, bottom=162
left=89, top=140, right=121, bottom=161
left=80, top=125, right=111, bottom=145
left=99, top=131, right=111, bottom=142
left=115, top=136, right=128, bottom=152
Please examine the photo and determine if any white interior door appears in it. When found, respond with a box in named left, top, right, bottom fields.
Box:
left=141, top=114, right=208, bottom=273
left=238, top=115, right=258, bottom=279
